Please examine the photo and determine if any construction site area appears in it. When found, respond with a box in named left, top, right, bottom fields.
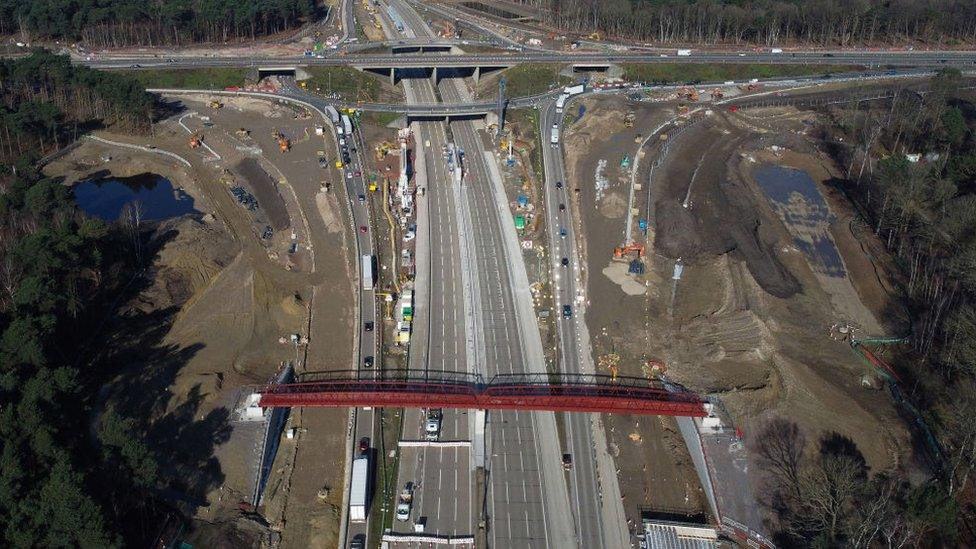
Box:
left=41, top=91, right=397, bottom=547
left=557, top=82, right=918, bottom=532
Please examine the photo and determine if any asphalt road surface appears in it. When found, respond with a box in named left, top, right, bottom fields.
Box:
left=84, top=50, right=976, bottom=70
left=538, top=98, right=610, bottom=548
left=379, top=2, right=475, bottom=544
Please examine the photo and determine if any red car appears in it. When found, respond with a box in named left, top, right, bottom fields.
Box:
left=359, top=225, right=368, bottom=233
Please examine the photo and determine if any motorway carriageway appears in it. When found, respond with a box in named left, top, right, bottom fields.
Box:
left=84, top=50, right=976, bottom=69
left=380, top=2, right=475, bottom=546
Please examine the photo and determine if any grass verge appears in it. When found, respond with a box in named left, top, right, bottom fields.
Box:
left=120, top=67, right=248, bottom=89
left=361, top=111, right=402, bottom=127
left=496, top=64, right=575, bottom=97
left=621, top=63, right=864, bottom=84
left=304, top=66, right=401, bottom=102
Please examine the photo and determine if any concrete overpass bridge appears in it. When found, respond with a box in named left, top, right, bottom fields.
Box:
left=85, top=50, right=976, bottom=73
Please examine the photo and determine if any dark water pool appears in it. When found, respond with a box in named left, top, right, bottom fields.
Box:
left=754, top=164, right=846, bottom=278
left=74, top=173, right=197, bottom=222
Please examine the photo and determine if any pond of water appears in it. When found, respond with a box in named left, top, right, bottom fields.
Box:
left=753, top=164, right=846, bottom=278
left=74, top=173, right=197, bottom=222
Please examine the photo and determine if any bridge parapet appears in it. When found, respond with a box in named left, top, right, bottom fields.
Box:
left=258, top=370, right=707, bottom=416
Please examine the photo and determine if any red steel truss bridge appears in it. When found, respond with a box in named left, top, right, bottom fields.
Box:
left=257, top=370, right=707, bottom=417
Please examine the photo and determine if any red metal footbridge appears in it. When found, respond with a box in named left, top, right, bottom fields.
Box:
left=258, top=370, right=707, bottom=417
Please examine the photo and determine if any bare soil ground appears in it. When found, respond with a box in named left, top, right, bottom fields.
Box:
left=44, top=91, right=359, bottom=547
left=561, top=95, right=710, bottom=522
left=562, top=94, right=914, bottom=525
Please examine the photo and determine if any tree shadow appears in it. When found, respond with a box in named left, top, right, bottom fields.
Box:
left=91, top=223, right=229, bottom=515
left=819, top=431, right=868, bottom=476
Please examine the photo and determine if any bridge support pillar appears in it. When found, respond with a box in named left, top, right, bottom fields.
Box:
left=473, top=66, right=480, bottom=86
left=432, top=66, right=438, bottom=86
left=390, top=67, right=396, bottom=87
left=473, top=409, right=486, bottom=468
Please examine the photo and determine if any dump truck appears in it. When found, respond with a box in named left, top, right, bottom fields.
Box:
left=349, top=457, right=369, bottom=522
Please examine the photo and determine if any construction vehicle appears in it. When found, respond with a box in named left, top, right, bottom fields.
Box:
left=620, top=155, right=631, bottom=168
left=299, top=81, right=308, bottom=89
left=335, top=159, right=344, bottom=169
left=235, top=128, right=251, bottom=140
left=710, top=88, right=724, bottom=100
left=677, top=104, right=691, bottom=115
left=272, top=128, right=290, bottom=152
left=624, top=111, right=635, bottom=128
left=209, top=100, right=223, bottom=109
left=678, top=87, right=700, bottom=102
left=728, top=105, right=740, bottom=113
left=587, top=31, right=602, bottom=40
left=374, top=141, right=396, bottom=161
left=188, top=132, right=203, bottom=149
left=634, top=133, right=643, bottom=143
left=613, top=243, right=645, bottom=260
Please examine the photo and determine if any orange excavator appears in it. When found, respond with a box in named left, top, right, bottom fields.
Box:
left=272, top=128, right=290, bottom=152
left=188, top=131, right=203, bottom=149
left=678, top=86, right=699, bottom=101
left=710, top=88, right=724, bottom=99
left=613, top=242, right=644, bottom=259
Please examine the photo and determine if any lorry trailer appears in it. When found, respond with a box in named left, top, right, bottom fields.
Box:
left=349, top=456, right=369, bottom=522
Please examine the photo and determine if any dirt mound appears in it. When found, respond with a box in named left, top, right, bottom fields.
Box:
left=652, top=123, right=801, bottom=298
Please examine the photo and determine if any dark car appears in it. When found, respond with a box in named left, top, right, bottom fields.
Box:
left=364, top=355, right=374, bottom=368
left=559, top=203, right=566, bottom=211
left=562, top=304, right=572, bottom=319
left=561, top=257, right=569, bottom=267
left=359, top=437, right=370, bottom=453
left=358, top=194, right=366, bottom=203
left=555, top=181, right=563, bottom=189
left=350, top=534, right=366, bottom=549
left=364, top=321, right=374, bottom=332
left=559, top=227, right=568, bottom=237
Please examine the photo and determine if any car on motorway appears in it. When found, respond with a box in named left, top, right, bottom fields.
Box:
left=562, top=304, right=573, bottom=319
left=561, top=257, right=569, bottom=267
left=359, top=225, right=368, bottom=233
left=560, top=227, right=567, bottom=237
left=359, top=437, right=370, bottom=454
left=559, top=203, right=566, bottom=211
left=357, top=194, right=365, bottom=203
left=364, top=356, right=374, bottom=368
left=350, top=534, right=366, bottom=549
left=364, top=321, right=374, bottom=332
left=555, top=181, right=563, bottom=188
left=346, top=171, right=353, bottom=179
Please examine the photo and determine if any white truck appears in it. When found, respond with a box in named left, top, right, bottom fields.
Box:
left=341, top=113, right=353, bottom=136
left=555, top=93, right=568, bottom=114
left=550, top=124, right=559, bottom=147
left=349, top=456, right=369, bottom=522
left=677, top=49, right=692, bottom=56
left=770, top=48, right=783, bottom=54
left=362, top=255, right=375, bottom=291
left=563, top=84, right=585, bottom=96
left=424, top=409, right=442, bottom=441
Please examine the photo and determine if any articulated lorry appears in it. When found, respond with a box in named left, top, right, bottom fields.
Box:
left=362, top=255, right=375, bottom=291
left=349, top=456, right=369, bottom=522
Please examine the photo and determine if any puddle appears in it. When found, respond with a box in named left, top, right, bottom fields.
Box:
left=753, top=164, right=845, bottom=278
left=74, top=173, right=197, bottom=222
